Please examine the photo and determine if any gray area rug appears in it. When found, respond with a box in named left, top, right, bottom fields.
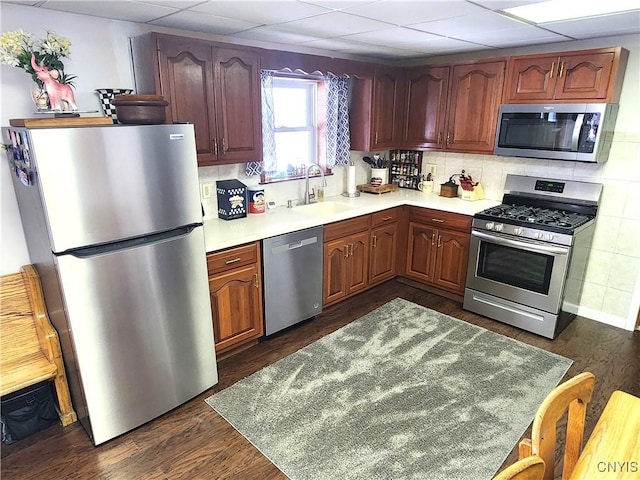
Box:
left=206, top=298, right=572, bottom=480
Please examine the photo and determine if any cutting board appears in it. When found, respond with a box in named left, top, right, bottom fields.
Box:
left=357, top=183, right=398, bottom=194
left=9, top=117, right=114, bottom=128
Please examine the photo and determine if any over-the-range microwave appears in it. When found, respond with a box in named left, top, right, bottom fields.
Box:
left=494, top=103, right=618, bottom=163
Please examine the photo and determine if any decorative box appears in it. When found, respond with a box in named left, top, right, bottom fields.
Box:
left=439, top=182, right=459, bottom=198
left=216, top=179, right=247, bottom=220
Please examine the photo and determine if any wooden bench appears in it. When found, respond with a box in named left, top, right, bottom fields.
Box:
left=1, top=265, right=77, bottom=427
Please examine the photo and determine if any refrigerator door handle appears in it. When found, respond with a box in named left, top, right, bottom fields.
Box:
left=61, top=224, right=200, bottom=258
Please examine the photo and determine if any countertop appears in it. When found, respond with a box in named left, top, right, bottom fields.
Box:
left=203, top=189, right=501, bottom=253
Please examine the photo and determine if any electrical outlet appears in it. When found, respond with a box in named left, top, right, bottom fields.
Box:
left=425, top=164, right=437, bottom=177
left=201, top=182, right=213, bottom=199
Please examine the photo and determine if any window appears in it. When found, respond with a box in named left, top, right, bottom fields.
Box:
left=272, top=77, right=322, bottom=175
left=252, top=71, right=350, bottom=182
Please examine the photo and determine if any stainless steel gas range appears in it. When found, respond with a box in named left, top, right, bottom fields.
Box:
left=463, top=174, right=602, bottom=339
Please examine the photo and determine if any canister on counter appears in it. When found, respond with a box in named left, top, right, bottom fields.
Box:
left=248, top=186, right=266, bottom=214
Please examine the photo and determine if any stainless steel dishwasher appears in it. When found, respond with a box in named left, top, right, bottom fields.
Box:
left=262, top=226, right=323, bottom=335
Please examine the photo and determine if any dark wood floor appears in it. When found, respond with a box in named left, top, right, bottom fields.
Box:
left=2, top=280, right=639, bottom=480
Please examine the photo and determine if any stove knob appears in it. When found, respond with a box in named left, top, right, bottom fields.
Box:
left=545, top=233, right=554, bottom=241
left=495, top=223, right=504, bottom=232
left=486, top=222, right=494, bottom=230
left=535, top=232, right=544, bottom=240
left=513, top=227, right=523, bottom=235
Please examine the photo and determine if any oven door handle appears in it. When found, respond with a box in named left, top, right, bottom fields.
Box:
left=472, top=230, right=569, bottom=255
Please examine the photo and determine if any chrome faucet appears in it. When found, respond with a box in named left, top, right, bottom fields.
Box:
left=304, top=163, right=327, bottom=204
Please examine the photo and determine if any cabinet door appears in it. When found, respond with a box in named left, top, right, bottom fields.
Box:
left=209, top=263, right=263, bottom=354
left=347, top=231, right=370, bottom=295
left=371, top=66, right=403, bottom=149
left=157, top=36, right=218, bottom=165
left=403, top=66, right=449, bottom=149
left=503, top=55, right=557, bottom=102
left=214, top=48, right=262, bottom=164
left=405, top=222, right=437, bottom=283
left=446, top=60, right=506, bottom=153
left=369, top=223, right=398, bottom=285
left=323, top=239, right=348, bottom=305
left=554, top=51, right=615, bottom=101
left=433, top=229, right=470, bottom=294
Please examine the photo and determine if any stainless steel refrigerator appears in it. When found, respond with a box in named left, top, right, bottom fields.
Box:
left=3, top=123, right=218, bottom=445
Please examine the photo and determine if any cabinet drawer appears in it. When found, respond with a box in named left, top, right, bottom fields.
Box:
left=324, top=216, right=370, bottom=242
left=371, top=208, right=400, bottom=227
left=409, top=207, right=471, bottom=232
left=207, top=242, right=258, bottom=274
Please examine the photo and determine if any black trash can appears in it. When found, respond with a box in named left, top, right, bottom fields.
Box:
left=1, top=381, right=58, bottom=444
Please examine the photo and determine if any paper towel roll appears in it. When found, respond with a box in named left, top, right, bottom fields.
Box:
left=347, top=163, right=357, bottom=194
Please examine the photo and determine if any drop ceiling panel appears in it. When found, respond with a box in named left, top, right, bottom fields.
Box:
left=340, top=0, right=488, bottom=26
left=6, top=0, right=640, bottom=61
left=340, top=26, right=443, bottom=46
left=39, top=0, right=179, bottom=22
left=149, top=10, right=260, bottom=35
left=234, top=26, right=324, bottom=44
left=460, top=25, right=569, bottom=47
left=276, top=11, right=394, bottom=37
left=188, top=1, right=332, bottom=25
left=409, top=10, right=529, bottom=37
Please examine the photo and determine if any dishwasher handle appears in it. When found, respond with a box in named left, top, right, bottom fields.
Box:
left=270, top=235, right=319, bottom=255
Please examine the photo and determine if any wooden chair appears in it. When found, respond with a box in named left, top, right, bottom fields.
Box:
left=0, top=265, right=77, bottom=426
left=519, top=372, right=596, bottom=480
left=493, top=456, right=545, bottom=480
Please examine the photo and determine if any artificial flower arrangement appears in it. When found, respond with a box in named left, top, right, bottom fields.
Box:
left=0, top=29, right=76, bottom=86
left=0, top=29, right=78, bottom=111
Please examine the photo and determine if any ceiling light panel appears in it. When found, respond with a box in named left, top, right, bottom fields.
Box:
left=504, top=0, right=639, bottom=23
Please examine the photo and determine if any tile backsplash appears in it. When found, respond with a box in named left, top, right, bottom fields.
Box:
left=199, top=131, right=640, bottom=330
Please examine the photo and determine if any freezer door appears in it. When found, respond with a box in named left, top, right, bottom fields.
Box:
left=55, top=225, right=217, bottom=445
left=27, top=124, right=202, bottom=252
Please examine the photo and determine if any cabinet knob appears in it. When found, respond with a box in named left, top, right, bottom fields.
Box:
left=254, top=273, right=259, bottom=288
left=225, top=257, right=241, bottom=265
left=558, top=62, right=565, bottom=78
left=437, top=235, right=442, bottom=248
left=550, top=61, right=556, bottom=78
left=372, top=235, right=377, bottom=248
left=222, top=137, right=227, bottom=154
left=213, top=138, right=218, bottom=156
left=431, top=233, right=436, bottom=246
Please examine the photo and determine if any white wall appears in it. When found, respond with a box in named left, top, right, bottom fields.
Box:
left=1, top=3, right=638, bottom=330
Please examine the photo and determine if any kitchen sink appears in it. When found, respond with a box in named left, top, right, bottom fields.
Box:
left=294, top=201, right=357, bottom=216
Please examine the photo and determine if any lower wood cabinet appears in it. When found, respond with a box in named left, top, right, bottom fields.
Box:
left=323, top=217, right=370, bottom=307
left=405, top=207, right=471, bottom=298
left=369, top=208, right=400, bottom=286
left=207, top=242, right=264, bottom=359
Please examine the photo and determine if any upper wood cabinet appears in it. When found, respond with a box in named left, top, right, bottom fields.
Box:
left=130, top=33, right=262, bottom=167
left=351, top=65, right=404, bottom=151
left=503, top=47, right=628, bottom=103
left=402, top=60, right=505, bottom=153
left=403, top=66, right=449, bottom=149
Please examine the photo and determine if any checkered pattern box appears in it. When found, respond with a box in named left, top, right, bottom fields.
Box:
left=216, top=180, right=247, bottom=220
